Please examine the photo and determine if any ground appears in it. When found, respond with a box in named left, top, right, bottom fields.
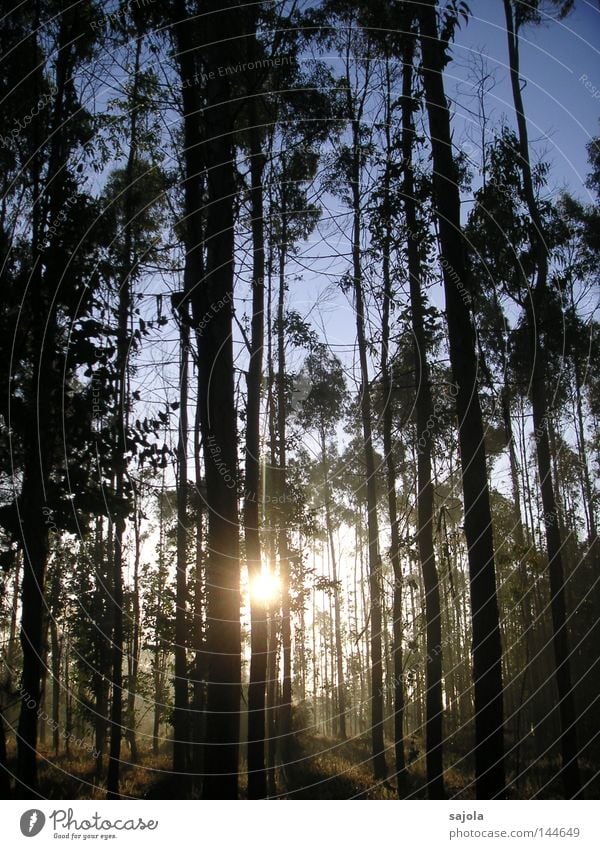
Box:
left=3, top=735, right=599, bottom=799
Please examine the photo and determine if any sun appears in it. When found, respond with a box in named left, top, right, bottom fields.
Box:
left=251, top=570, right=280, bottom=604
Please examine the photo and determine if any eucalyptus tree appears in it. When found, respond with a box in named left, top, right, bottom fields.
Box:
left=417, top=0, right=506, bottom=798
left=400, top=57, right=446, bottom=801
left=170, top=0, right=245, bottom=798
left=502, top=0, right=581, bottom=794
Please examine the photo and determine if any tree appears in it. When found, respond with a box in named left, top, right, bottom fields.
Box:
left=502, top=0, right=581, bottom=796
left=399, top=24, right=444, bottom=798
left=172, top=0, right=243, bottom=798
left=417, top=0, right=506, bottom=798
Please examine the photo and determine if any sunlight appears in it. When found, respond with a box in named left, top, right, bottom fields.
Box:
left=251, top=570, right=280, bottom=604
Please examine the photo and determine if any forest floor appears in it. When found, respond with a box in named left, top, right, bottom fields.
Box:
left=280, top=732, right=465, bottom=799
left=4, top=735, right=599, bottom=799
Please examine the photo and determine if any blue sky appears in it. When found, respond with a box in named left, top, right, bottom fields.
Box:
left=450, top=0, right=600, bottom=200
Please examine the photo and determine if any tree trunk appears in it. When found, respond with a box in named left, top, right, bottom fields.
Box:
left=245, top=112, right=268, bottom=797
left=503, top=0, right=581, bottom=796
left=17, top=478, right=49, bottom=794
left=418, top=0, right=505, bottom=798
left=379, top=72, right=407, bottom=782
left=106, top=32, right=143, bottom=797
left=173, top=321, right=190, bottom=776
left=195, top=0, right=242, bottom=798
left=191, top=369, right=206, bottom=780
left=50, top=616, right=61, bottom=757
left=349, top=113, right=387, bottom=780
left=320, top=431, right=347, bottom=740
left=126, top=500, right=141, bottom=763
left=173, top=0, right=242, bottom=798
left=277, top=226, right=293, bottom=759
left=399, top=30, right=445, bottom=798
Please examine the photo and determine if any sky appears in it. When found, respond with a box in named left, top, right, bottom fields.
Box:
left=283, top=1, right=600, bottom=394
left=129, top=0, right=600, bottom=461
left=450, top=0, right=600, bottom=200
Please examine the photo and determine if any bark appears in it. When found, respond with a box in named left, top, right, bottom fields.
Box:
left=172, top=0, right=242, bottom=797
left=418, top=0, right=505, bottom=798
left=17, top=482, right=49, bottom=794
left=194, top=0, right=242, bottom=798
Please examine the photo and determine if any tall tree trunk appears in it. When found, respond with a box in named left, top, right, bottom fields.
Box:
left=173, top=0, right=242, bottom=798
left=191, top=369, right=206, bottom=779
left=107, top=33, right=142, bottom=798
left=349, top=112, right=387, bottom=780
left=320, top=431, right=347, bottom=740
left=245, top=114, right=268, bottom=797
left=126, top=498, right=142, bottom=763
left=418, top=0, right=505, bottom=798
left=503, top=0, right=581, bottom=796
left=173, top=322, right=190, bottom=775
left=17, top=480, right=49, bottom=794
left=50, top=617, right=61, bottom=757
left=195, top=0, right=242, bottom=798
left=399, top=29, right=444, bottom=799
left=265, top=251, right=279, bottom=796
left=95, top=517, right=109, bottom=778
left=277, top=223, right=293, bottom=758
left=379, top=55, right=406, bottom=788
left=15, top=1, right=71, bottom=791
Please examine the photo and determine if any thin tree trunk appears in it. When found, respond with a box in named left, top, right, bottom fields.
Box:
left=349, top=114, right=387, bottom=778
left=277, top=224, right=293, bottom=758
left=378, top=55, right=407, bottom=790
left=246, top=113, right=268, bottom=798
left=107, top=33, right=142, bottom=797
left=173, top=321, right=190, bottom=775
left=50, top=617, right=61, bottom=757
left=191, top=370, right=206, bottom=779
left=126, top=497, right=141, bottom=763
left=320, top=431, right=347, bottom=740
